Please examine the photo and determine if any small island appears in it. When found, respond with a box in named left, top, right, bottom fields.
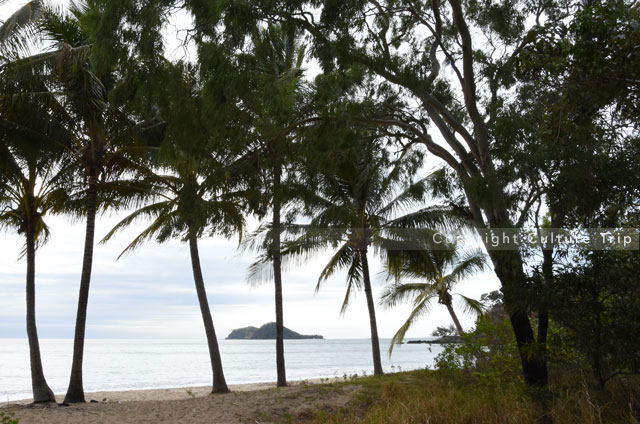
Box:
left=226, top=322, right=323, bottom=340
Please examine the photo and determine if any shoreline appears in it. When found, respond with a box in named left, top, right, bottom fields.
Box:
left=4, top=376, right=343, bottom=406
left=3, top=376, right=359, bottom=424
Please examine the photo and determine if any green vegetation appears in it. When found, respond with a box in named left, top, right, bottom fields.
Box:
left=306, top=293, right=640, bottom=422
left=311, top=303, right=640, bottom=423
left=311, top=368, right=639, bottom=424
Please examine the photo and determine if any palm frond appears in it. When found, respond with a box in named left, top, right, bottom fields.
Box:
left=113, top=207, right=178, bottom=259
left=317, top=242, right=356, bottom=291
left=239, top=223, right=271, bottom=254
left=100, top=199, right=173, bottom=245
left=386, top=205, right=470, bottom=230
left=447, top=248, right=487, bottom=283
left=379, top=282, right=430, bottom=308
left=2, top=43, right=93, bottom=87
left=383, top=244, right=450, bottom=284
left=0, top=0, right=44, bottom=58
left=388, top=295, right=433, bottom=355
left=377, top=176, right=429, bottom=218
left=454, top=293, right=485, bottom=317
left=251, top=220, right=345, bottom=278
left=246, top=252, right=273, bottom=286
left=339, top=251, right=363, bottom=314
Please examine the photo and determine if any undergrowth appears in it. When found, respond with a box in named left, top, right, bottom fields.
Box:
left=311, top=369, right=639, bottom=424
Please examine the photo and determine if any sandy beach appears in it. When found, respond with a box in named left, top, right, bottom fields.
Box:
left=2, top=378, right=359, bottom=423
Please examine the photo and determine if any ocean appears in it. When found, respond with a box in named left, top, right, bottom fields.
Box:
left=0, top=338, right=443, bottom=401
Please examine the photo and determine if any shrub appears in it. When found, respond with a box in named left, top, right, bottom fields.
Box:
left=434, top=312, right=522, bottom=386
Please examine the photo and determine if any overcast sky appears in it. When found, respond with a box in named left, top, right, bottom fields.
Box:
left=0, top=212, right=500, bottom=340
left=0, top=0, right=501, bottom=341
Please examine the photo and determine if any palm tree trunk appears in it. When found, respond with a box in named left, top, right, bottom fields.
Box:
left=188, top=232, right=229, bottom=393
left=444, top=298, right=465, bottom=336
left=272, top=167, right=287, bottom=387
left=65, top=177, right=98, bottom=403
left=360, top=250, right=383, bottom=375
left=25, top=223, right=56, bottom=403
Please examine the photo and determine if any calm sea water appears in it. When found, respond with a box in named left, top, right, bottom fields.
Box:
left=0, top=339, right=443, bottom=401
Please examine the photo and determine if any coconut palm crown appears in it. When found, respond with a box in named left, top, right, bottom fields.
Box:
left=382, top=241, right=487, bottom=354
left=279, top=136, right=466, bottom=375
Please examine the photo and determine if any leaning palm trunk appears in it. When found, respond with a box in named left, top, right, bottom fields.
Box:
left=25, top=222, right=56, bottom=403
left=360, top=249, right=383, bottom=375
left=443, top=299, right=465, bottom=336
left=65, top=178, right=98, bottom=403
left=272, top=168, right=287, bottom=387
left=188, top=232, right=229, bottom=393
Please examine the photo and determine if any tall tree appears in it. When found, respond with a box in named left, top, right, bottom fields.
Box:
left=497, top=0, right=640, bottom=360
left=102, top=62, right=246, bottom=394
left=0, top=0, right=74, bottom=404
left=234, top=25, right=313, bottom=387
left=0, top=118, right=68, bottom=404
left=512, top=0, right=640, bottom=389
left=285, top=136, right=460, bottom=375
left=102, top=164, right=239, bottom=394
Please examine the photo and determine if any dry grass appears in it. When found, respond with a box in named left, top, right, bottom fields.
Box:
left=312, top=370, right=640, bottom=424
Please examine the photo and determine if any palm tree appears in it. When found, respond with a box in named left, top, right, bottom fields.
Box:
left=0, top=150, right=63, bottom=404
left=101, top=160, right=243, bottom=394
left=238, top=25, right=312, bottom=387
left=102, top=169, right=240, bottom=393
left=0, top=0, right=68, bottom=404
left=101, top=63, right=246, bottom=394
left=0, top=95, right=72, bottom=404
left=381, top=241, right=486, bottom=353
left=284, top=137, right=460, bottom=375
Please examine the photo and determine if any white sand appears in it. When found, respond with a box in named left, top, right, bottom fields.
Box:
left=7, top=377, right=343, bottom=404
